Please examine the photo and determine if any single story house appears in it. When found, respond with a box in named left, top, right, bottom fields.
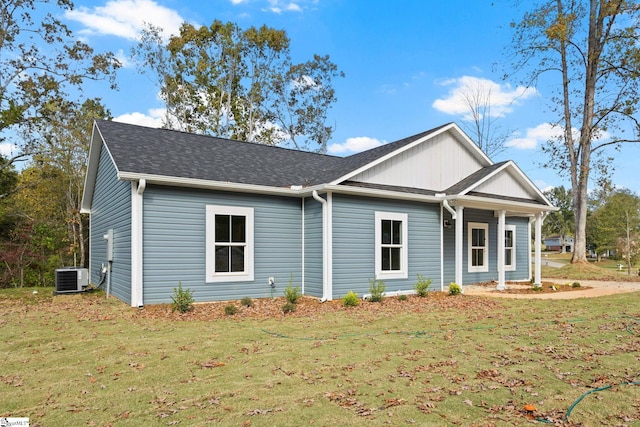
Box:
left=81, top=120, right=556, bottom=307
left=543, top=235, right=574, bottom=252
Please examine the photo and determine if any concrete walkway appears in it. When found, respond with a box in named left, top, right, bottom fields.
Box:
left=464, top=279, right=640, bottom=299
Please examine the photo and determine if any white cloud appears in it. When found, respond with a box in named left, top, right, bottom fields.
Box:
left=0, top=142, right=17, bottom=158
left=114, top=49, right=132, bottom=68
left=432, top=76, right=537, bottom=120
left=65, top=0, right=185, bottom=41
left=506, top=122, right=612, bottom=150
left=264, top=0, right=303, bottom=13
left=505, top=123, right=563, bottom=150
left=114, top=109, right=165, bottom=128
left=328, top=136, right=384, bottom=155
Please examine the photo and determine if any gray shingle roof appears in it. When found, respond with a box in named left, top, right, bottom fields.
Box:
left=95, top=120, right=450, bottom=188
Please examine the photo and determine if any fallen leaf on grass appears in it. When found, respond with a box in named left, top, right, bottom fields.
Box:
left=199, top=359, right=225, bottom=368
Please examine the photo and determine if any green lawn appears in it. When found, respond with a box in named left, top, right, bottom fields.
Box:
left=1, top=288, right=639, bottom=426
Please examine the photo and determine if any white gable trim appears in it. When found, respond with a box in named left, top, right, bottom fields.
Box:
left=456, top=161, right=553, bottom=207
left=80, top=122, right=120, bottom=213
left=329, top=123, right=493, bottom=186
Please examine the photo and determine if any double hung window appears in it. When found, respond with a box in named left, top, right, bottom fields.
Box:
left=375, top=212, right=408, bottom=279
left=206, top=205, right=254, bottom=282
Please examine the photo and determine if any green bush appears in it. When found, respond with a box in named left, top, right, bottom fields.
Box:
left=571, top=281, right=581, bottom=288
left=282, top=302, right=296, bottom=313
left=171, top=282, right=194, bottom=313
left=397, top=294, right=408, bottom=301
left=368, top=278, right=385, bottom=302
left=284, top=274, right=301, bottom=304
left=448, top=282, right=461, bottom=296
left=224, top=304, right=238, bottom=316
left=240, top=296, right=253, bottom=307
left=414, top=274, right=432, bottom=297
left=342, top=291, right=359, bottom=307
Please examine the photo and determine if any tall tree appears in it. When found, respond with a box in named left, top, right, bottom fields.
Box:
left=542, top=186, right=574, bottom=253
left=587, top=189, right=640, bottom=273
left=456, top=82, right=510, bottom=158
left=508, top=0, right=640, bottom=263
left=132, top=20, right=343, bottom=152
left=0, top=0, right=120, bottom=168
left=41, top=99, right=111, bottom=267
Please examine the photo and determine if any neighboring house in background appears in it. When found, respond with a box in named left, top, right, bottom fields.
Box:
left=543, top=235, right=574, bottom=253
left=81, top=120, right=556, bottom=307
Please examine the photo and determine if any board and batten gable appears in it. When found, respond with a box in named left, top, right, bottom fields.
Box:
left=303, top=197, right=324, bottom=297
left=331, top=194, right=442, bottom=298
left=442, top=209, right=531, bottom=285
left=141, top=186, right=303, bottom=304
left=350, top=131, right=486, bottom=192
left=88, top=142, right=132, bottom=303
left=471, top=168, right=539, bottom=200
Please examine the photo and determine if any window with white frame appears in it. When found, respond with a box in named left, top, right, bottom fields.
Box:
left=375, top=212, right=408, bottom=279
left=504, top=225, right=516, bottom=271
left=468, top=222, right=488, bottom=272
left=206, top=205, right=254, bottom=282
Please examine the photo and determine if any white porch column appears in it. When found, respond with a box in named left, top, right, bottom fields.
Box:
left=455, top=205, right=464, bottom=290
left=497, top=210, right=506, bottom=290
left=534, top=212, right=543, bottom=288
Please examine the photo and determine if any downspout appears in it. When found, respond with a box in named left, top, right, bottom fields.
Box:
left=442, top=199, right=457, bottom=220
left=131, top=179, right=146, bottom=307
left=312, top=190, right=329, bottom=302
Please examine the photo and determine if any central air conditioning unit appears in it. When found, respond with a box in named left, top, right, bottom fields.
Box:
left=55, top=268, right=89, bottom=294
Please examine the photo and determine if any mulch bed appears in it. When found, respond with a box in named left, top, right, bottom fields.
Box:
left=135, top=292, right=503, bottom=322
left=472, top=281, right=590, bottom=294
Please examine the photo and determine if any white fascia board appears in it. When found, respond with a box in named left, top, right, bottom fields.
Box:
left=329, top=123, right=493, bottom=186
left=447, top=122, right=494, bottom=166
left=456, top=160, right=555, bottom=209
left=452, top=194, right=559, bottom=214
left=456, top=161, right=510, bottom=196
left=328, top=123, right=452, bottom=185
left=317, top=184, right=443, bottom=203
left=116, top=172, right=305, bottom=197
left=81, top=123, right=119, bottom=213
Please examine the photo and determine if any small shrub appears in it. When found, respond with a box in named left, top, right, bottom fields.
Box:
left=342, top=291, right=359, bottom=307
left=414, top=274, right=432, bottom=297
left=224, top=304, right=238, bottom=316
left=171, top=282, right=194, bottom=313
left=284, top=274, right=301, bottom=304
left=368, top=278, right=385, bottom=302
left=282, top=302, right=296, bottom=313
left=571, top=281, right=581, bottom=288
left=240, top=296, right=253, bottom=307
left=448, top=282, right=461, bottom=296
left=397, top=294, right=408, bottom=301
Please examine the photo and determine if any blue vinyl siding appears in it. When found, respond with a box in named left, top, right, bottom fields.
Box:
left=303, top=197, right=323, bottom=297
left=89, top=145, right=132, bottom=303
left=506, top=216, right=530, bottom=281
left=331, top=194, right=441, bottom=299
left=443, top=209, right=531, bottom=284
left=142, top=186, right=302, bottom=304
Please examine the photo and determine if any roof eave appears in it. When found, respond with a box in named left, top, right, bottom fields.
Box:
left=448, top=194, right=559, bottom=214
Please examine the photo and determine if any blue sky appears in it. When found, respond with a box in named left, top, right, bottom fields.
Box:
left=34, top=0, right=640, bottom=194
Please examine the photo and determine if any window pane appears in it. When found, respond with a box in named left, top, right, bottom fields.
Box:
left=505, top=248, right=513, bottom=266
left=390, top=247, right=401, bottom=270
left=215, top=215, right=230, bottom=242
left=381, top=220, right=391, bottom=244
left=472, top=228, right=485, bottom=247
left=505, top=230, right=513, bottom=247
left=231, top=216, right=246, bottom=243
left=472, top=248, right=484, bottom=267
left=230, top=246, right=245, bottom=272
left=392, top=221, right=402, bottom=245
left=382, top=247, right=390, bottom=270
left=215, top=246, right=230, bottom=272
